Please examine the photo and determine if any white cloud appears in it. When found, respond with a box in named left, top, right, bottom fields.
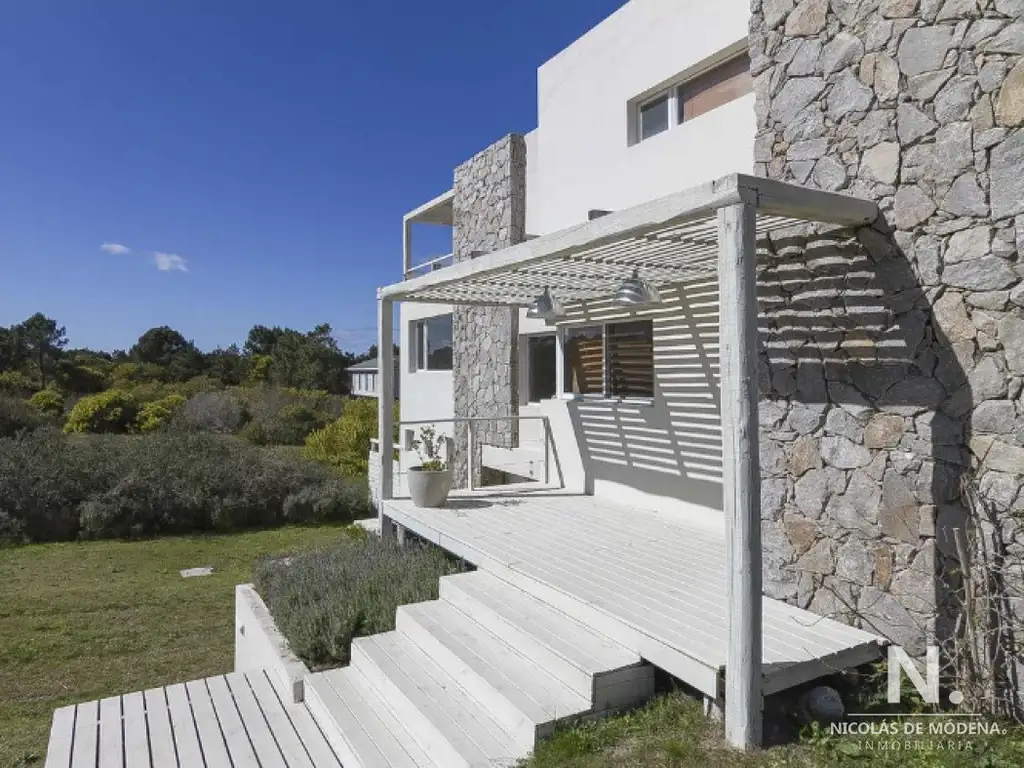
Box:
left=152, top=252, right=188, bottom=273
left=100, top=242, right=131, bottom=255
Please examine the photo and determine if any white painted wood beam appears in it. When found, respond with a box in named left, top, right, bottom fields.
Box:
left=717, top=202, right=763, bottom=750
left=378, top=297, right=395, bottom=512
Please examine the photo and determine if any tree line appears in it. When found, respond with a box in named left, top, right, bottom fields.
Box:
left=0, top=313, right=392, bottom=395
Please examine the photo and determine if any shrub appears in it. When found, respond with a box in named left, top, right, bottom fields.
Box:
left=136, top=394, right=186, bottom=433
left=63, top=390, right=138, bottom=434
left=303, top=399, right=395, bottom=478
left=0, top=371, right=34, bottom=397
left=55, top=361, right=107, bottom=394
left=0, top=396, right=42, bottom=438
left=240, top=403, right=328, bottom=446
left=0, top=430, right=371, bottom=543
left=253, top=536, right=463, bottom=668
left=28, top=387, right=65, bottom=419
left=181, top=390, right=248, bottom=433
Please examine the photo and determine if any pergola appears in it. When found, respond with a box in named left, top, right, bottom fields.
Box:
left=375, top=172, right=879, bottom=749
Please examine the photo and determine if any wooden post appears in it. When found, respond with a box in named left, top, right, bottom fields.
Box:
left=717, top=203, right=762, bottom=750
left=378, top=297, right=395, bottom=522
left=466, top=420, right=475, bottom=491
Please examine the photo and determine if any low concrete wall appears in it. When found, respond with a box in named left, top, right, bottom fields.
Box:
left=234, top=583, right=309, bottom=703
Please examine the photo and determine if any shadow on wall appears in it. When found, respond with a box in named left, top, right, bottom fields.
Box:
left=562, top=283, right=725, bottom=512
left=558, top=218, right=974, bottom=658
left=758, top=219, right=970, bottom=659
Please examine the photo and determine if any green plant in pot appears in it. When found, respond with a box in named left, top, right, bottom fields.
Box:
left=407, top=425, right=452, bottom=508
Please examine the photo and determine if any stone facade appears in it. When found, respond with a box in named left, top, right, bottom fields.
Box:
left=750, top=0, right=1024, bottom=656
left=451, top=134, right=528, bottom=485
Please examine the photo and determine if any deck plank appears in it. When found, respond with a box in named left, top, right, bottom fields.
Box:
left=121, top=691, right=150, bottom=768
left=164, top=683, right=204, bottom=768
left=224, top=672, right=289, bottom=768
left=142, top=688, right=177, bottom=768
left=97, top=696, right=123, bottom=768
left=70, top=699, right=98, bottom=768
left=184, top=678, right=233, bottom=768
left=243, top=670, right=318, bottom=768
left=44, top=705, right=76, bottom=768
left=205, top=675, right=262, bottom=768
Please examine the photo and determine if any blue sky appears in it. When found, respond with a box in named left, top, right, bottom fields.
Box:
left=0, top=0, right=625, bottom=353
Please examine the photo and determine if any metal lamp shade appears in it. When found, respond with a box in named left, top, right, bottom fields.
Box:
left=615, top=269, right=662, bottom=306
left=526, top=287, right=565, bottom=319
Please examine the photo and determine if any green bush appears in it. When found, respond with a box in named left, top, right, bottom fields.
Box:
left=28, top=387, right=65, bottom=419
left=302, top=398, right=384, bottom=477
left=241, top=403, right=328, bottom=446
left=0, top=396, right=42, bottom=438
left=63, top=389, right=138, bottom=434
left=136, top=394, right=186, bottom=432
left=253, top=535, right=463, bottom=668
left=0, top=371, right=34, bottom=397
left=0, top=430, right=371, bottom=543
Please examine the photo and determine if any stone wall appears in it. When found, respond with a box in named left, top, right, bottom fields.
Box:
left=451, top=134, right=528, bottom=486
left=750, top=0, right=1024, bottom=657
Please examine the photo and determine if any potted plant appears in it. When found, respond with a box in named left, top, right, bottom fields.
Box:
left=407, top=425, right=452, bottom=508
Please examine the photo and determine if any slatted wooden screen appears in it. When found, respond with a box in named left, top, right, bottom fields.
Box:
left=607, top=321, right=654, bottom=398
left=680, top=54, right=752, bottom=123
left=564, top=326, right=604, bottom=395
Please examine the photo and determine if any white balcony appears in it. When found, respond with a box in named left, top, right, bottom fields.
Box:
left=403, top=189, right=454, bottom=280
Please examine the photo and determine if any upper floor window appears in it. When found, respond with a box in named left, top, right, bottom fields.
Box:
left=413, top=314, right=453, bottom=371
left=639, top=93, right=670, bottom=142
left=631, top=51, right=752, bottom=145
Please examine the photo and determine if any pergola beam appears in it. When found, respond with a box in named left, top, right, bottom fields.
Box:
left=718, top=203, right=763, bottom=750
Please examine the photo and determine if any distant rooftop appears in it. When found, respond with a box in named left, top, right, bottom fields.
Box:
left=347, top=357, right=379, bottom=371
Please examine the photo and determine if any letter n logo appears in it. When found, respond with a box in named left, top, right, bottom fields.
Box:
left=887, top=646, right=940, bottom=704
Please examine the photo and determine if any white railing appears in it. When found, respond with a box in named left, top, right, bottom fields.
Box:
left=396, top=415, right=555, bottom=491
left=404, top=253, right=453, bottom=280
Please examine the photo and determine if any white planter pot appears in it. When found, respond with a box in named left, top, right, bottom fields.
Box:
left=407, top=467, right=453, bottom=508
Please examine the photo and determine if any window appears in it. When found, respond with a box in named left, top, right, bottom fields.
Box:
left=638, top=93, right=670, bottom=141
left=414, top=314, right=453, bottom=371
left=606, top=321, right=654, bottom=398
left=677, top=53, right=752, bottom=124
left=527, top=334, right=557, bottom=402
left=563, top=320, right=654, bottom=399
left=631, top=52, right=752, bottom=144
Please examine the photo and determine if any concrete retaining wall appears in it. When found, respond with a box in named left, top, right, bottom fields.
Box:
left=234, top=583, right=309, bottom=703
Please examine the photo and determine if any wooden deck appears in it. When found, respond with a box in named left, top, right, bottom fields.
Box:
left=382, top=490, right=885, bottom=699
left=44, top=670, right=342, bottom=768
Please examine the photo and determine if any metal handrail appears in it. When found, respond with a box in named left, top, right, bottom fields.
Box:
left=396, top=415, right=553, bottom=490
left=403, top=253, right=453, bottom=280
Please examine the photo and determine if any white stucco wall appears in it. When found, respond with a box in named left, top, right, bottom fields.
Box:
left=528, top=0, right=754, bottom=235
left=398, top=301, right=455, bottom=472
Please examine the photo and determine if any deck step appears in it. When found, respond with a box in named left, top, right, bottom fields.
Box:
left=352, top=632, right=525, bottom=768
left=439, top=570, right=651, bottom=707
left=396, top=600, right=591, bottom=742
left=305, top=668, right=432, bottom=768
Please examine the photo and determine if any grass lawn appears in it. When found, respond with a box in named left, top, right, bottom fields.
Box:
left=0, top=525, right=351, bottom=767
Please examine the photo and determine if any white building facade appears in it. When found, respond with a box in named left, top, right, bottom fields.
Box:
left=396, top=0, right=754, bottom=504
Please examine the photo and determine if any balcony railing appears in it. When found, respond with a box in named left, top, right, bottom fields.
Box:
left=404, top=253, right=453, bottom=281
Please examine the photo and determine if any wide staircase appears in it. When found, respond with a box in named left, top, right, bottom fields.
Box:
left=304, top=569, right=655, bottom=768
